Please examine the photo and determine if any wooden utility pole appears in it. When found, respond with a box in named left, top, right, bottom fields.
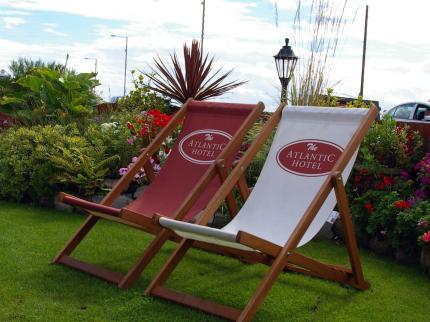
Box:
left=359, top=5, right=369, bottom=97
left=201, top=0, right=206, bottom=53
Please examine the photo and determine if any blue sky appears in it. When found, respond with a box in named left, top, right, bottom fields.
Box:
left=1, top=0, right=429, bottom=110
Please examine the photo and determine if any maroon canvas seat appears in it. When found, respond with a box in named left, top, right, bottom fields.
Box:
left=124, top=102, right=254, bottom=222
left=53, top=99, right=264, bottom=288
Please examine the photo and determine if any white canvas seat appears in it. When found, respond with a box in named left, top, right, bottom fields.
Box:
left=160, top=106, right=367, bottom=251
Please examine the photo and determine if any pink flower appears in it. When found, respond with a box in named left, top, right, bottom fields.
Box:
left=422, top=231, right=430, bottom=243
left=119, top=168, right=128, bottom=176
left=418, top=220, right=428, bottom=228
left=415, top=161, right=423, bottom=171
left=127, top=138, right=134, bottom=145
left=414, top=189, right=427, bottom=199
left=422, top=176, right=430, bottom=185
left=400, top=170, right=410, bottom=180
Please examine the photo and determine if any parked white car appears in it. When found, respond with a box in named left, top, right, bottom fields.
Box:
left=386, top=102, right=430, bottom=121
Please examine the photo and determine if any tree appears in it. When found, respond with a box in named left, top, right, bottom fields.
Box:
left=9, top=57, right=73, bottom=80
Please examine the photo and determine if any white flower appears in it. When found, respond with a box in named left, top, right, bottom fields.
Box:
left=100, top=122, right=119, bottom=132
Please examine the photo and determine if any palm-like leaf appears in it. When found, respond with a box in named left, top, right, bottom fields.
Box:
left=145, top=40, right=246, bottom=103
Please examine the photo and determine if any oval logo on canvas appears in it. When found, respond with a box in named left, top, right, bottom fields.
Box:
left=276, top=139, right=343, bottom=176
left=179, top=129, right=232, bottom=164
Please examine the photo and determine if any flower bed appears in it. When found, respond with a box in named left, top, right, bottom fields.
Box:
left=346, top=115, right=430, bottom=273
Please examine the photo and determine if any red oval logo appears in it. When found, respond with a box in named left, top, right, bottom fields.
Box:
left=276, top=139, right=343, bottom=176
left=179, top=129, right=232, bottom=164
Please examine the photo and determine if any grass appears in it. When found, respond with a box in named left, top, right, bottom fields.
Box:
left=1, top=201, right=429, bottom=321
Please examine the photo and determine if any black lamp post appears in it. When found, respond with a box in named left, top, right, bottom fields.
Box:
left=274, top=38, right=298, bottom=102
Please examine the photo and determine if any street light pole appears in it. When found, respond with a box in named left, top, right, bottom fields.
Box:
left=274, top=38, right=298, bottom=103
left=84, top=57, right=98, bottom=79
left=111, top=34, right=128, bottom=97
left=124, top=36, right=128, bottom=97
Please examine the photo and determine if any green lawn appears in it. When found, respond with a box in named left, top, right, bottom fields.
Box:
left=1, top=201, right=429, bottom=321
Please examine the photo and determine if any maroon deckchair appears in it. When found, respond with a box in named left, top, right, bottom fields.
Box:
left=53, top=99, right=264, bottom=288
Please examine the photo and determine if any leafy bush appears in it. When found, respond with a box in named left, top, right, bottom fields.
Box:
left=0, top=67, right=99, bottom=126
left=84, top=121, right=140, bottom=170
left=351, top=190, right=400, bottom=237
left=394, top=201, right=430, bottom=253
left=48, top=146, right=119, bottom=197
left=118, top=72, right=171, bottom=114
left=345, top=96, right=372, bottom=109
left=315, top=88, right=339, bottom=107
left=348, top=115, right=428, bottom=258
left=414, top=152, right=430, bottom=198
left=125, top=108, right=172, bottom=148
left=0, top=124, right=119, bottom=204
left=359, top=115, right=423, bottom=171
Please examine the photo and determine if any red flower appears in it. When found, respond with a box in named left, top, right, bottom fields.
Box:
left=375, top=182, right=385, bottom=190
left=354, top=175, right=362, bottom=184
left=358, top=168, right=368, bottom=176
left=127, top=122, right=135, bottom=130
left=394, top=200, right=410, bottom=210
left=139, top=127, right=148, bottom=137
left=363, top=202, right=374, bottom=214
left=383, top=176, right=394, bottom=186
left=422, top=231, right=430, bottom=243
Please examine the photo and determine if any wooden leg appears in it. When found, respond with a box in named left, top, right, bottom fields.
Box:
left=332, top=174, right=368, bottom=289
left=145, top=239, right=194, bottom=296
left=52, top=215, right=99, bottom=263
left=238, top=250, right=291, bottom=321
left=118, top=229, right=171, bottom=288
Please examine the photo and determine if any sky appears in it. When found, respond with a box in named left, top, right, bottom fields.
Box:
left=0, top=0, right=429, bottom=111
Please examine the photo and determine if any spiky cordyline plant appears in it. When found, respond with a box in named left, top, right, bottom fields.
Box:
left=145, top=40, right=246, bottom=104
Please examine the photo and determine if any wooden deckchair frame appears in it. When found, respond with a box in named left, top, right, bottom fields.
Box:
left=145, top=105, right=378, bottom=321
left=52, top=99, right=264, bottom=288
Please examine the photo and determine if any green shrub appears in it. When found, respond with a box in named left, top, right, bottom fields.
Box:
left=0, top=124, right=118, bottom=204
left=118, top=71, right=171, bottom=113
left=0, top=67, right=100, bottom=126
left=394, top=201, right=430, bottom=253
left=359, top=115, right=423, bottom=171
left=350, top=190, right=399, bottom=236
left=84, top=121, right=140, bottom=170
left=48, top=146, right=119, bottom=197
left=345, top=96, right=371, bottom=109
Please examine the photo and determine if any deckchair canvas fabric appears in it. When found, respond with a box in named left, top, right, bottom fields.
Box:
left=124, top=101, right=255, bottom=222
left=160, top=106, right=368, bottom=248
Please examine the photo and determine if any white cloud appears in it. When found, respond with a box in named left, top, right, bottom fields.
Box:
left=43, top=27, right=67, bottom=37
left=0, top=9, right=31, bottom=15
left=2, top=16, right=26, bottom=29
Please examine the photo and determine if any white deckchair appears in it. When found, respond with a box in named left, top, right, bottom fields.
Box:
left=146, top=104, right=378, bottom=321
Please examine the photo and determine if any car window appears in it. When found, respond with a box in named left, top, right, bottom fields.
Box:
left=414, top=104, right=430, bottom=120
left=386, top=107, right=396, bottom=116
left=393, top=104, right=415, bottom=119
